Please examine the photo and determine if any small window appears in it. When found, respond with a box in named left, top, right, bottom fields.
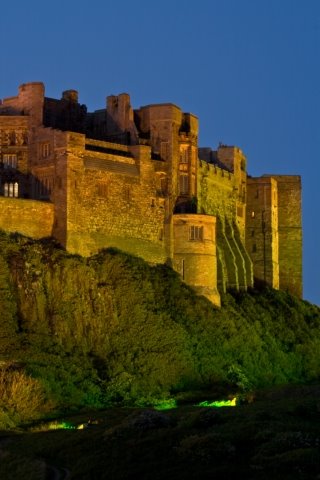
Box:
left=251, top=230, right=255, bottom=237
left=180, top=148, right=189, bottom=164
left=252, top=243, right=257, bottom=253
left=190, top=225, right=203, bottom=241
left=4, top=182, right=19, bottom=198
left=2, top=154, right=17, bottom=169
left=42, top=143, right=50, bottom=158
left=97, top=182, right=108, bottom=198
left=179, top=174, right=189, bottom=195
left=251, top=211, right=255, bottom=218
left=237, top=206, right=243, bottom=217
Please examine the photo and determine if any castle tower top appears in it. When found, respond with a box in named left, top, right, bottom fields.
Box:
left=62, top=90, right=79, bottom=103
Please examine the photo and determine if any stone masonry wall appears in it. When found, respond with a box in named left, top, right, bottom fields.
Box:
left=0, top=197, right=54, bottom=238
left=173, top=214, right=220, bottom=306
left=272, top=175, right=302, bottom=297
left=246, top=177, right=279, bottom=289
left=197, top=160, right=253, bottom=292
left=63, top=134, right=167, bottom=263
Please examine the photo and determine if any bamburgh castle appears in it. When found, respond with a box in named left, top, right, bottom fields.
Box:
left=0, top=82, right=302, bottom=306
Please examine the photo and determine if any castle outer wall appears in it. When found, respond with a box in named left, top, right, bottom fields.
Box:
left=0, top=82, right=303, bottom=305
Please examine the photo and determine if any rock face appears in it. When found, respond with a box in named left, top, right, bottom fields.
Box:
left=0, top=83, right=303, bottom=304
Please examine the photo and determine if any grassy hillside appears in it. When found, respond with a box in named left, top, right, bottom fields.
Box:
left=0, top=230, right=319, bottom=427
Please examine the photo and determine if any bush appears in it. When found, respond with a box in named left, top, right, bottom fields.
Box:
left=0, top=368, right=51, bottom=428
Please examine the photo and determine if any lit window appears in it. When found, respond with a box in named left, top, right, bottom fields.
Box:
left=190, top=225, right=203, bottom=241
left=251, top=211, right=255, bottom=218
left=4, top=182, right=19, bottom=198
left=2, top=154, right=17, bottom=169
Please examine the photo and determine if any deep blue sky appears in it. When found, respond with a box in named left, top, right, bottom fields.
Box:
left=1, top=0, right=319, bottom=305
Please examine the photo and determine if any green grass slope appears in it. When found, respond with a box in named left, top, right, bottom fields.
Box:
left=0, top=230, right=319, bottom=426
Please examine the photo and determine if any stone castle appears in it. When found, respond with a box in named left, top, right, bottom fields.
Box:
left=0, top=82, right=302, bottom=305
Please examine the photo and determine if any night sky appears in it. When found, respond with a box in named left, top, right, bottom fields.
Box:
left=1, top=0, right=319, bottom=305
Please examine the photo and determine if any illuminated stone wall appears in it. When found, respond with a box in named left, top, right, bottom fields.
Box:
left=0, top=82, right=303, bottom=304
left=173, top=214, right=220, bottom=306
left=0, top=197, right=54, bottom=238
left=246, top=177, right=279, bottom=289
left=197, top=154, right=253, bottom=292
left=271, top=175, right=302, bottom=297
left=59, top=133, right=167, bottom=263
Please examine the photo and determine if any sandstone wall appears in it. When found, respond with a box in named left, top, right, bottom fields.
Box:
left=246, top=177, right=279, bottom=289
left=0, top=197, right=54, bottom=238
left=173, top=214, right=220, bottom=306
left=272, top=175, right=302, bottom=297
left=197, top=160, right=253, bottom=292
left=60, top=134, right=167, bottom=263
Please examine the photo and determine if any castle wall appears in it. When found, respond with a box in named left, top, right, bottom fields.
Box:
left=0, top=83, right=44, bottom=127
left=60, top=133, right=167, bottom=262
left=270, top=175, right=302, bottom=297
left=0, top=116, right=30, bottom=197
left=0, top=197, right=54, bottom=238
left=246, top=177, right=279, bottom=289
left=0, top=82, right=303, bottom=304
left=197, top=159, right=253, bottom=292
left=173, top=214, right=220, bottom=306
left=136, top=103, right=198, bottom=263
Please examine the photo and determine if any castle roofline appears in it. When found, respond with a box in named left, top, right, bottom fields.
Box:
left=140, top=102, right=179, bottom=108
left=261, top=174, right=301, bottom=180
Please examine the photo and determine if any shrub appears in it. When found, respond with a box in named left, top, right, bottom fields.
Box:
left=0, top=368, right=50, bottom=428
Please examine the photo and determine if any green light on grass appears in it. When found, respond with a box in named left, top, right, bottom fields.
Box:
left=197, top=397, right=237, bottom=408
left=47, top=421, right=76, bottom=430
left=153, top=399, right=177, bottom=410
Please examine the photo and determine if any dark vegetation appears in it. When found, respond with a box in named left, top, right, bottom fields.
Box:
left=0, top=230, right=320, bottom=429
left=1, top=230, right=320, bottom=478
left=1, top=385, right=320, bottom=479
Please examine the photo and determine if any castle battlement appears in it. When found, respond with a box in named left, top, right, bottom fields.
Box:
left=0, top=82, right=303, bottom=305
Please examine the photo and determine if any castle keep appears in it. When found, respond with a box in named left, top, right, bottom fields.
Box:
left=0, top=82, right=303, bottom=305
